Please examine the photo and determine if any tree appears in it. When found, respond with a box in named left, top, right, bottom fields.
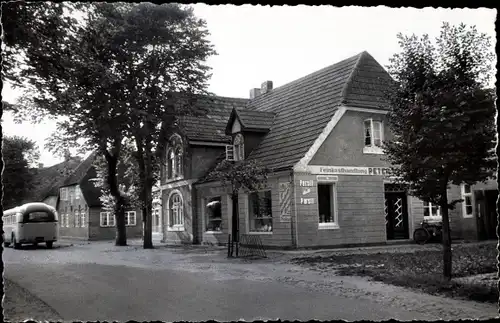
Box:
left=10, top=3, right=216, bottom=248
left=1, top=135, right=40, bottom=209
left=384, top=22, right=496, bottom=280
left=207, top=159, right=270, bottom=256
left=1, top=1, right=81, bottom=85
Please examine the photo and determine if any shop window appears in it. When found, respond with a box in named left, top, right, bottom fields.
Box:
left=205, top=197, right=222, bottom=232
left=248, top=190, right=272, bottom=232
left=461, top=184, right=473, bottom=218
left=168, top=192, right=184, bottom=231
left=100, top=212, right=115, bottom=227
left=318, top=183, right=339, bottom=228
left=423, top=201, right=441, bottom=217
left=363, top=119, right=384, bottom=154
left=125, top=211, right=136, bottom=226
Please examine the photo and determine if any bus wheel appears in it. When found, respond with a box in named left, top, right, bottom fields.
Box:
left=13, top=234, right=21, bottom=249
left=46, top=241, right=53, bottom=249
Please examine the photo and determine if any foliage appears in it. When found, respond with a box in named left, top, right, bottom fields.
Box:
left=207, top=159, right=270, bottom=195
left=384, top=22, right=496, bottom=207
left=2, top=135, right=40, bottom=209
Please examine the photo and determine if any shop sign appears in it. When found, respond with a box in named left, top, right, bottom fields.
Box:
left=309, top=165, right=393, bottom=176
left=279, top=182, right=291, bottom=222
left=317, top=175, right=339, bottom=182
left=299, top=180, right=314, bottom=187
left=300, top=198, right=315, bottom=205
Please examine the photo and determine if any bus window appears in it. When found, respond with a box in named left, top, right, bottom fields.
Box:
left=23, top=211, right=56, bottom=223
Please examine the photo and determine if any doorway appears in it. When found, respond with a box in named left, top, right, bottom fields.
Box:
left=384, top=184, right=409, bottom=240
left=475, top=189, right=498, bottom=241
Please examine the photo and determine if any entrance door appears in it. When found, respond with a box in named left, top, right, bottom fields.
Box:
left=384, top=191, right=409, bottom=240
left=476, top=190, right=498, bottom=240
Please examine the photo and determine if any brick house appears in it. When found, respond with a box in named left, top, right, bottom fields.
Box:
left=159, top=51, right=497, bottom=248
left=57, top=152, right=143, bottom=240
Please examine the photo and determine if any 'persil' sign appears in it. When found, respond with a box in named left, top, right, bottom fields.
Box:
left=309, top=166, right=393, bottom=176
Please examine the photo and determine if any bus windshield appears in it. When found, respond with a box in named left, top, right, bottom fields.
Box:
left=23, top=211, right=56, bottom=223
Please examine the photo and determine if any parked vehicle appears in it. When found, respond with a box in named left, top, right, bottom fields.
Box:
left=2, top=202, right=59, bottom=249
left=413, top=216, right=443, bottom=245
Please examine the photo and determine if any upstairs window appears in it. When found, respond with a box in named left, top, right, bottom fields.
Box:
left=60, top=187, right=68, bottom=201
left=364, top=119, right=383, bottom=148
left=166, top=135, right=183, bottom=180
left=233, top=134, right=244, bottom=161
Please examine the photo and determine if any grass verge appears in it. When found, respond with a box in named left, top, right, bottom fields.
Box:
left=291, top=242, right=498, bottom=303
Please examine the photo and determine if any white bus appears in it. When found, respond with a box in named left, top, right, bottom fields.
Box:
left=3, top=202, right=59, bottom=249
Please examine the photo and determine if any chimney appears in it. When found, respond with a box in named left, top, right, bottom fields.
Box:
left=64, top=149, right=71, bottom=161
left=260, top=80, right=273, bottom=94
left=249, top=88, right=261, bottom=99
left=38, top=163, right=44, bottom=168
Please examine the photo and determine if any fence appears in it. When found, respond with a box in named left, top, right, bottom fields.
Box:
left=227, top=233, right=267, bottom=259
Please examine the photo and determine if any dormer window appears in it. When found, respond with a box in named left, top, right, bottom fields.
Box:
left=234, top=134, right=244, bottom=161
left=363, top=119, right=384, bottom=154
left=167, top=135, right=183, bottom=180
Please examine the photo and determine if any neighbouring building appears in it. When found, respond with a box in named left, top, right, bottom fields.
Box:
left=57, top=152, right=143, bottom=240
left=158, top=51, right=497, bottom=248
left=26, top=157, right=82, bottom=208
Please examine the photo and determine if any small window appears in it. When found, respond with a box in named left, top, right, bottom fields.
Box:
left=423, top=201, right=441, bottom=217
left=318, top=183, right=338, bottom=226
left=461, top=184, right=473, bottom=218
left=225, top=145, right=234, bottom=161
left=364, top=119, right=383, bottom=148
left=75, top=210, right=80, bottom=227
left=69, top=187, right=75, bottom=203
left=166, top=135, right=184, bottom=180
left=125, top=211, right=136, bottom=226
left=205, top=197, right=222, bottom=232
left=248, top=190, right=272, bottom=232
left=233, top=134, right=244, bottom=161
left=60, top=187, right=68, bottom=201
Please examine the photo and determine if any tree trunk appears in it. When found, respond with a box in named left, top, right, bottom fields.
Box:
left=440, top=192, right=452, bottom=280
left=104, top=147, right=127, bottom=246
left=134, top=134, right=154, bottom=249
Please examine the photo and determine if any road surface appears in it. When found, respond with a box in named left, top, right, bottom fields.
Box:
left=3, top=240, right=497, bottom=321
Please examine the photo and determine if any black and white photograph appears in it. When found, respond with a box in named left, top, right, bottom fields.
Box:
left=1, top=2, right=498, bottom=322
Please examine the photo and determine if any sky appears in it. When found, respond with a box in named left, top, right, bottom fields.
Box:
left=1, top=5, right=497, bottom=167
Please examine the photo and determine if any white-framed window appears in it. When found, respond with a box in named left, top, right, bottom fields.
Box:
left=204, top=196, right=222, bottom=232
left=75, top=210, right=80, bottom=227
left=60, top=187, right=68, bottom=201
left=80, top=212, right=86, bottom=227
left=168, top=192, right=184, bottom=231
left=60, top=213, right=69, bottom=227
left=423, top=201, right=441, bottom=217
left=364, top=119, right=384, bottom=154
left=248, top=190, right=273, bottom=233
left=461, top=184, right=473, bottom=218
left=75, top=186, right=82, bottom=200
left=317, top=183, right=339, bottom=229
left=125, top=211, right=136, bottom=226
left=153, top=208, right=161, bottom=232
left=233, top=134, right=245, bottom=161
left=100, top=212, right=115, bottom=227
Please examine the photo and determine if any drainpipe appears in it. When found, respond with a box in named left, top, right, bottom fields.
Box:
left=291, top=169, right=299, bottom=249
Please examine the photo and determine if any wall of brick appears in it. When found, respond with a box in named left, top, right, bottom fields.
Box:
left=162, top=185, right=195, bottom=244
left=57, top=187, right=89, bottom=239
left=87, top=207, right=143, bottom=241
left=293, top=173, right=388, bottom=248
left=237, top=174, right=294, bottom=248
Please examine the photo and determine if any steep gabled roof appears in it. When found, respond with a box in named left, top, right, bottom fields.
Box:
left=225, top=108, right=276, bottom=135
left=179, top=95, right=249, bottom=143
left=244, top=51, right=392, bottom=170
left=28, top=157, right=82, bottom=202
left=62, top=151, right=99, bottom=187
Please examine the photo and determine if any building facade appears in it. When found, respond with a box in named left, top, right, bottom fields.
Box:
left=158, top=51, right=497, bottom=248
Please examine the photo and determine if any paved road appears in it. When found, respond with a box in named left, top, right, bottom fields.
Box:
left=3, top=240, right=497, bottom=321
